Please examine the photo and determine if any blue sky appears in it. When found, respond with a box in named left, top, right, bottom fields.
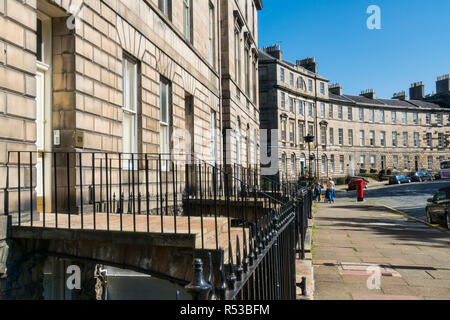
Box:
left=258, top=0, right=450, bottom=98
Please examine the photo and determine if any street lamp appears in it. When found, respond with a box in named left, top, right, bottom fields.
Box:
left=304, top=133, right=315, bottom=182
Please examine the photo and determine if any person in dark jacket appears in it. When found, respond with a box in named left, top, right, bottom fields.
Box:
left=314, top=182, right=322, bottom=202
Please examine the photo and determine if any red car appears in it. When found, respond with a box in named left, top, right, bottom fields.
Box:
left=347, top=178, right=368, bottom=191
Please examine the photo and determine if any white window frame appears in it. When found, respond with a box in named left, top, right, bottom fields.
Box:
left=414, top=132, right=419, bottom=148
left=338, top=106, right=343, bottom=120
left=298, top=101, right=303, bottom=115
left=210, top=109, right=217, bottom=163
left=160, top=78, right=171, bottom=171
left=158, top=0, right=171, bottom=19
left=370, top=155, right=376, bottom=169
left=338, top=129, right=343, bottom=146
left=183, top=0, right=192, bottom=43
left=340, top=156, right=345, bottom=173
left=208, top=3, right=215, bottom=66
left=369, top=109, right=374, bottom=123
left=235, top=31, right=240, bottom=85
left=122, top=57, right=139, bottom=163
left=428, top=156, right=433, bottom=171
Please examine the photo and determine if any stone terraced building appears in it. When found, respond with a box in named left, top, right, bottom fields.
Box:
left=0, top=0, right=263, bottom=216
left=259, top=45, right=450, bottom=182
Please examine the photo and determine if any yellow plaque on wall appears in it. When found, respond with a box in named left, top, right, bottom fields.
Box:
left=75, top=131, right=85, bottom=148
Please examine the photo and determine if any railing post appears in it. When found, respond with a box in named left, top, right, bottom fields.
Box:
left=186, top=258, right=212, bottom=300
left=217, top=249, right=228, bottom=300
left=272, top=211, right=281, bottom=300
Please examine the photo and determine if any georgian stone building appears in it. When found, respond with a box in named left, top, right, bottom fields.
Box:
left=259, top=45, right=450, bottom=181
left=259, top=45, right=330, bottom=181
left=0, top=0, right=263, bottom=215
left=221, top=0, right=262, bottom=171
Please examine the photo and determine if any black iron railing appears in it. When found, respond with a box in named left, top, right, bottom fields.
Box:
left=3, top=151, right=291, bottom=250
left=3, top=150, right=313, bottom=300
left=185, top=188, right=313, bottom=301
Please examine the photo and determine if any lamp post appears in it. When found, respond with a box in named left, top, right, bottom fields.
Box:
left=305, top=133, right=315, bottom=183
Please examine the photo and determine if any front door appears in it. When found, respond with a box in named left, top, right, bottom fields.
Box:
left=349, top=156, right=355, bottom=176
left=36, top=13, right=52, bottom=213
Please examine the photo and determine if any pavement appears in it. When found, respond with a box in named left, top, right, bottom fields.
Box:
left=312, top=200, right=450, bottom=300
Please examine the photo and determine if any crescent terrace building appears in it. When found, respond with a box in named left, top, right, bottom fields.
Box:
left=259, top=45, right=450, bottom=182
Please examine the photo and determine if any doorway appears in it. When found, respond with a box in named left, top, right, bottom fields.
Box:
left=36, top=13, right=53, bottom=213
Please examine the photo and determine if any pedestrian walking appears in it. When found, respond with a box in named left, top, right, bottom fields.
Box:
left=327, top=177, right=336, bottom=203
left=314, top=182, right=322, bottom=202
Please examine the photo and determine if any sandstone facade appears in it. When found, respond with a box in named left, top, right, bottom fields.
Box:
left=259, top=45, right=450, bottom=182
left=1, top=0, right=263, bottom=214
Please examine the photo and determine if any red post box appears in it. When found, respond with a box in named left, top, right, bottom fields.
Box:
left=356, top=179, right=364, bottom=202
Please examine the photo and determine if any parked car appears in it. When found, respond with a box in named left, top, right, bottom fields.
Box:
left=347, top=177, right=368, bottom=191
left=389, top=174, right=412, bottom=185
left=410, top=171, right=434, bottom=182
left=426, top=187, right=450, bottom=229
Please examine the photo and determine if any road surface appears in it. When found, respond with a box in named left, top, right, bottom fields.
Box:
left=336, top=180, right=450, bottom=222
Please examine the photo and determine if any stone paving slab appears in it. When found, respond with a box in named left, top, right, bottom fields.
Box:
left=312, top=201, right=450, bottom=300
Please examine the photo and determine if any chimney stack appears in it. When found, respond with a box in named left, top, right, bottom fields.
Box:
left=392, top=91, right=407, bottom=100
left=360, top=89, right=376, bottom=100
left=436, top=74, right=450, bottom=94
left=263, top=44, right=282, bottom=60
left=296, top=58, right=318, bottom=74
left=409, top=82, right=425, bottom=100
left=329, top=83, right=343, bottom=96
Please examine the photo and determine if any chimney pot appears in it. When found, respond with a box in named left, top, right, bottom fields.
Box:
left=409, top=82, right=425, bottom=100
left=263, top=45, right=282, bottom=60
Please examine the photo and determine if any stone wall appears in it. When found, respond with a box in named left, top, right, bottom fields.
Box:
left=1, top=0, right=225, bottom=215
left=221, top=0, right=260, bottom=168
left=0, top=0, right=38, bottom=215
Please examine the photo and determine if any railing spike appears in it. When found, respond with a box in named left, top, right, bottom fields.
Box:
left=258, top=218, right=264, bottom=251
left=248, top=225, right=254, bottom=265
left=227, top=240, right=237, bottom=290
left=243, top=228, right=249, bottom=273
left=253, top=224, right=259, bottom=256
left=235, top=235, right=243, bottom=281
left=138, top=192, right=142, bottom=215
left=207, top=252, right=217, bottom=300
left=113, top=193, right=116, bottom=214
left=218, top=249, right=228, bottom=300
